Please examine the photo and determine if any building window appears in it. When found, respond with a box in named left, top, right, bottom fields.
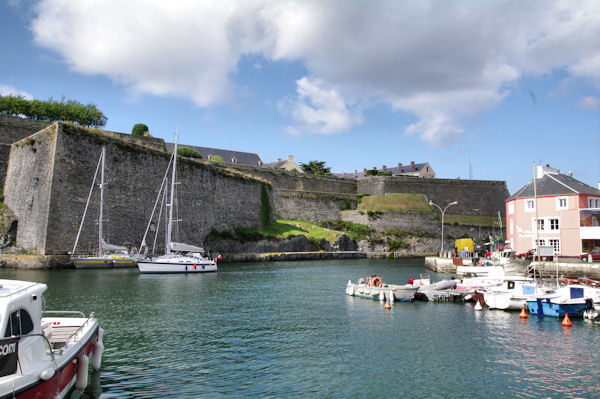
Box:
left=557, top=197, right=567, bottom=209
left=510, top=219, right=514, bottom=235
left=537, top=219, right=545, bottom=231
left=589, top=198, right=600, bottom=208
left=535, top=239, right=546, bottom=247
left=508, top=201, right=514, bottom=215
left=549, top=239, right=560, bottom=254
left=525, top=200, right=535, bottom=212
left=550, top=219, right=559, bottom=230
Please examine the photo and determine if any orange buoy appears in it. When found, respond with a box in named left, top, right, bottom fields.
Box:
left=562, top=313, right=572, bottom=327
left=519, top=307, right=528, bottom=319
left=384, top=300, right=391, bottom=310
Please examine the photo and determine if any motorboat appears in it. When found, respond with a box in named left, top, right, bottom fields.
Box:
left=137, top=131, right=217, bottom=274
left=480, top=278, right=551, bottom=310
left=345, top=276, right=419, bottom=302
left=0, top=279, right=103, bottom=398
left=72, top=146, right=136, bottom=268
left=526, top=284, right=600, bottom=317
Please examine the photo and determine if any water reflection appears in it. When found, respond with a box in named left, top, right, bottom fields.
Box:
left=2, top=260, right=599, bottom=398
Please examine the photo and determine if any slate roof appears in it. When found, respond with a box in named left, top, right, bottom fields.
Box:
left=380, top=162, right=430, bottom=174
left=508, top=172, right=600, bottom=200
left=165, top=142, right=263, bottom=166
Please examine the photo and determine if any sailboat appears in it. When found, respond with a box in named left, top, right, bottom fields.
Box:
left=137, top=132, right=217, bottom=274
left=72, top=146, right=137, bottom=268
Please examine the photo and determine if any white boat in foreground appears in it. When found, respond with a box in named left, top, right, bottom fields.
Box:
left=137, top=131, right=217, bottom=274
left=346, top=276, right=419, bottom=302
left=0, top=279, right=103, bottom=398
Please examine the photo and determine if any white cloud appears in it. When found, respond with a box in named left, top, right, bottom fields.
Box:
left=30, top=0, right=600, bottom=143
left=280, top=77, right=363, bottom=134
left=580, top=96, right=600, bottom=110
left=0, top=84, right=33, bottom=99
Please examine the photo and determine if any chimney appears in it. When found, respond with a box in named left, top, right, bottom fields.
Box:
left=276, top=158, right=282, bottom=162
left=382, top=165, right=387, bottom=171
left=397, top=162, right=402, bottom=169
left=410, top=161, right=415, bottom=167
left=363, top=168, right=367, bottom=174
left=568, top=171, right=572, bottom=177
left=288, top=155, right=294, bottom=162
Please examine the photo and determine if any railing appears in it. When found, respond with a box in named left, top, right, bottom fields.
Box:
left=42, top=311, right=95, bottom=347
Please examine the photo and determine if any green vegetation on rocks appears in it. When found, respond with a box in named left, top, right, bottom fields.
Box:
left=357, top=193, right=431, bottom=212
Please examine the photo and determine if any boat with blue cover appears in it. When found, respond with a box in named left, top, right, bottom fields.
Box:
left=525, top=284, right=600, bottom=317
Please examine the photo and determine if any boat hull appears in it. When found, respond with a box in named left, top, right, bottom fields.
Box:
left=346, top=282, right=418, bottom=301
left=0, top=323, right=100, bottom=399
left=138, top=260, right=217, bottom=274
left=526, top=298, right=587, bottom=317
left=73, top=257, right=137, bottom=268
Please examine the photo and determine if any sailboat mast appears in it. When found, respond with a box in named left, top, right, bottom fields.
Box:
left=98, top=146, right=105, bottom=256
left=533, top=161, right=539, bottom=280
left=166, top=132, right=178, bottom=255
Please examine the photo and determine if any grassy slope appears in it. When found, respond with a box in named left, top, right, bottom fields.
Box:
left=357, top=193, right=430, bottom=212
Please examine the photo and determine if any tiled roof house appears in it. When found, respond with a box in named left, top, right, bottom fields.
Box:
left=506, top=164, right=600, bottom=258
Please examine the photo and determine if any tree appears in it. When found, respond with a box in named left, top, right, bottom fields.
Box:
left=299, top=160, right=332, bottom=176
left=131, top=123, right=150, bottom=136
left=0, top=95, right=107, bottom=127
left=177, top=147, right=202, bottom=159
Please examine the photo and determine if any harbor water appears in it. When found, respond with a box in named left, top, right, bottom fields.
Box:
left=2, top=258, right=599, bottom=398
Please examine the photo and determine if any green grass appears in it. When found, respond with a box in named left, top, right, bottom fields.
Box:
left=357, top=193, right=431, bottom=212
left=209, top=220, right=345, bottom=244
left=271, top=219, right=342, bottom=243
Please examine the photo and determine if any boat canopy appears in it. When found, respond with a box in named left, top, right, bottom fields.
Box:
left=100, top=239, right=128, bottom=252
left=169, top=242, right=204, bottom=253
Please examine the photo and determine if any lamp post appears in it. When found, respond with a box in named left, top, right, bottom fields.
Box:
left=429, top=200, right=458, bottom=255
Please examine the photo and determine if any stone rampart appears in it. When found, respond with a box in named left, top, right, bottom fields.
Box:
left=357, top=176, right=509, bottom=217
left=4, top=123, right=269, bottom=255
left=341, top=210, right=501, bottom=252
left=273, top=189, right=356, bottom=222
left=212, top=162, right=357, bottom=194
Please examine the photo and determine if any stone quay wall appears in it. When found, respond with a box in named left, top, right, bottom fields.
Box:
left=358, top=176, right=509, bottom=217
left=4, top=123, right=269, bottom=255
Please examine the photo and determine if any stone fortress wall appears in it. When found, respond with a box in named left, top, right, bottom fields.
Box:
left=4, top=122, right=268, bottom=255
left=0, top=116, right=510, bottom=255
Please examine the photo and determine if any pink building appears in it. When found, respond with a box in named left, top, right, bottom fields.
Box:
left=506, top=165, right=600, bottom=259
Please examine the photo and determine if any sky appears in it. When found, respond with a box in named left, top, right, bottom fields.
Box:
left=1, top=0, right=599, bottom=194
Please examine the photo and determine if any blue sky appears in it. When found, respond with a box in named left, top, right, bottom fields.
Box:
left=1, top=0, right=599, bottom=194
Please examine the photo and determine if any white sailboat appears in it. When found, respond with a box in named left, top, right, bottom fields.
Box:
left=72, top=146, right=136, bottom=268
left=137, top=132, right=217, bottom=274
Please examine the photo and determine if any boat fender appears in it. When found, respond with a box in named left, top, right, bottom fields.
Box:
left=76, top=352, right=89, bottom=390
left=91, top=340, right=104, bottom=371
left=40, top=368, right=55, bottom=380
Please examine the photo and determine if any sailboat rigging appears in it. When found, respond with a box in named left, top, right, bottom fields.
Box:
left=72, top=146, right=136, bottom=268
left=137, top=131, right=217, bottom=273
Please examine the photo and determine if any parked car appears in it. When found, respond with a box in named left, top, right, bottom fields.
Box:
left=518, top=249, right=535, bottom=260
left=580, top=249, right=600, bottom=262
left=517, top=249, right=552, bottom=261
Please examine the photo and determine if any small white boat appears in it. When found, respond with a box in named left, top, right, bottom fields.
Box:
left=0, top=279, right=103, bottom=398
left=72, top=146, right=136, bottom=268
left=481, top=279, right=551, bottom=310
left=345, top=276, right=419, bottom=302
left=137, top=131, right=217, bottom=274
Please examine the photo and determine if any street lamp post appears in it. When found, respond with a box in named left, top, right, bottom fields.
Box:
left=429, top=200, right=458, bottom=255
